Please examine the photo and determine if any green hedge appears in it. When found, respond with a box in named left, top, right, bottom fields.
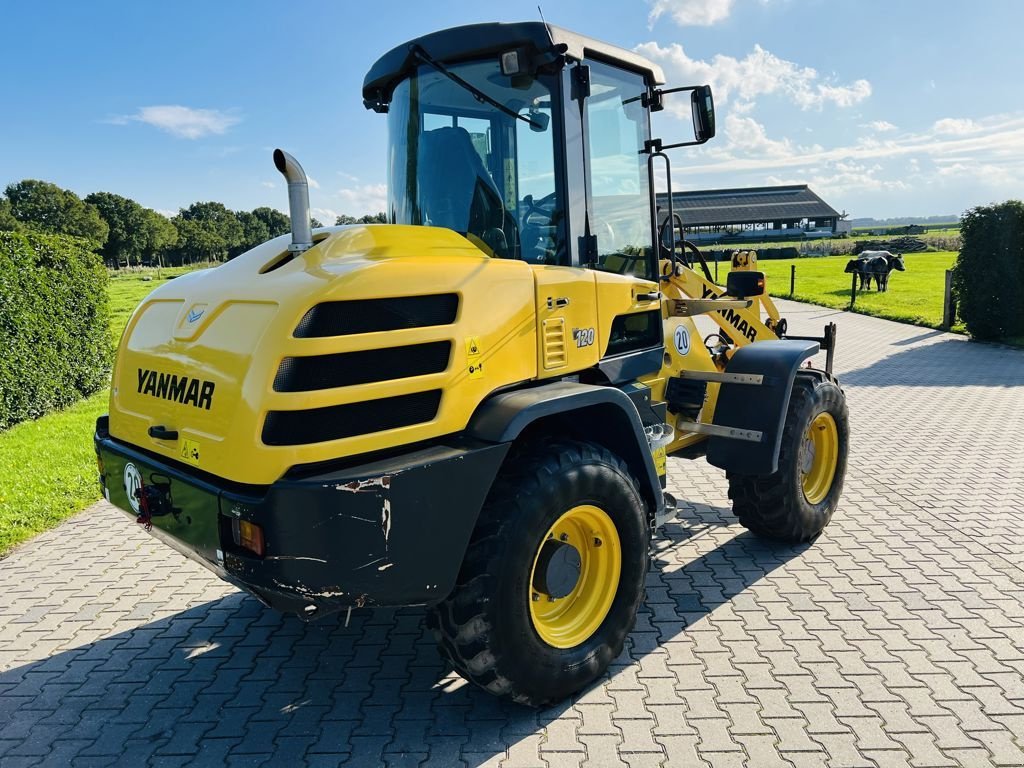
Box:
left=0, top=232, right=111, bottom=431
left=952, top=201, right=1024, bottom=341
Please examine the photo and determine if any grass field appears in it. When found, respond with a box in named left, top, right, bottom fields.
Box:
left=759, top=251, right=961, bottom=330
left=0, top=265, right=211, bottom=556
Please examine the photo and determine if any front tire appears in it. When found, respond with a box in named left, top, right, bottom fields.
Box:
left=728, top=372, right=849, bottom=542
left=428, top=440, right=650, bottom=707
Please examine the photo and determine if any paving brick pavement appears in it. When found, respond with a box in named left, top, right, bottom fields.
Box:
left=1, top=300, right=1022, bottom=767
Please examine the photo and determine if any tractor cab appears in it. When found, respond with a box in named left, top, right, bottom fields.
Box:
left=363, top=22, right=715, bottom=282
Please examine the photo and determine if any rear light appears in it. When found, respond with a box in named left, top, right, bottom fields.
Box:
left=233, top=519, right=265, bottom=556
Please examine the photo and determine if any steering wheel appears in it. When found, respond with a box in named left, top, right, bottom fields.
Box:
left=521, top=191, right=557, bottom=228
left=520, top=192, right=559, bottom=263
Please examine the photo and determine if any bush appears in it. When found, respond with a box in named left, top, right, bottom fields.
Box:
left=0, top=232, right=111, bottom=431
left=952, top=201, right=1024, bottom=341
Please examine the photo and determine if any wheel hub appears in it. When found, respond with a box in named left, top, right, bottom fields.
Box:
left=528, top=505, right=622, bottom=649
left=801, top=412, right=839, bottom=505
left=532, top=539, right=582, bottom=599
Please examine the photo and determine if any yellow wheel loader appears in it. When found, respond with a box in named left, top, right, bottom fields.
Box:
left=94, top=22, right=849, bottom=706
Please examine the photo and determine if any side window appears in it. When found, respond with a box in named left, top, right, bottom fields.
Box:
left=514, top=104, right=565, bottom=265
left=584, top=63, right=653, bottom=280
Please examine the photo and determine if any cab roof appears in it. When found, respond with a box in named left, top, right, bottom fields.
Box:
left=362, top=21, right=665, bottom=111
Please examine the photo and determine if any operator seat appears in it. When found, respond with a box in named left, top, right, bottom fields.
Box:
left=417, top=126, right=516, bottom=258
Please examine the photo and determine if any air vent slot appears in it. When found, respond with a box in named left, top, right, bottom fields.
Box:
left=260, top=234, right=330, bottom=274
left=273, top=341, right=452, bottom=392
left=262, top=390, right=442, bottom=446
left=294, top=294, right=459, bottom=338
left=542, top=318, right=567, bottom=370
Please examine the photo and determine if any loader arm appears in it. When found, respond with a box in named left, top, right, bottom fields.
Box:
left=659, top=259, right=780, bottom=349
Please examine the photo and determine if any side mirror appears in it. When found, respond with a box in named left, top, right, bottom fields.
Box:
left=690, top=85, right=715, bottom=143
left=726, top=270, right=765, bottom=298
left=645, top=84, right=716, bottom=148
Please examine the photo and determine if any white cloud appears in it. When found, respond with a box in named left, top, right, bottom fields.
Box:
left=306, top=176, right=321, bottom=190
left=261, top=181, right=276, bottom=189
left=336, top=171, right=360, bottom=182
left=311, top=207, right=339, bottom=226
left=861, top=120, right=898, bottom=132
left=337, top=184, right=388, bottom=216
left=766, top=161, right=908, bottom=197
left=109, top=105, right=240, bottom=139
left=636, top=42, right=871, bottom=111
left=933, top=117, right=980, bottom=135
left=648, top=0, right=736, bottom=27
left=681, top=114, right=1024, bottom=176
left=720, top=114, right=810, bottom=158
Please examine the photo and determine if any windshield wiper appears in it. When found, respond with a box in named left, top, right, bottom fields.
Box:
left=410, top=45, right=545, bottom=131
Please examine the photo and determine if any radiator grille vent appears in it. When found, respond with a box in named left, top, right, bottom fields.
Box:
left=273, top=341, right=452, bottom=392
left=542, top=318, right=567, bottom=370
left=294, top=294, right=459, bottom=338
left=262, top=390, right=442, bottom=446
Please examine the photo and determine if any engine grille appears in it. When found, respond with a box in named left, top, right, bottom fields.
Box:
left=261, top=390, right=442, bottom=446
left=294, top=294, right=459, bottom=338
left=273, top=341, right=452, bottom=392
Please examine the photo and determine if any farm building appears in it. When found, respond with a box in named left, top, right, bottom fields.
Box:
left=657, top=184, right=850, bottom=243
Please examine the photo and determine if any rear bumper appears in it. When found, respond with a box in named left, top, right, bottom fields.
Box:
left=95, top=418, right=508, bottom=618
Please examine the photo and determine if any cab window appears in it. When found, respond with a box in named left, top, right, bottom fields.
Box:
left=584, top=61, right=653, bottom=280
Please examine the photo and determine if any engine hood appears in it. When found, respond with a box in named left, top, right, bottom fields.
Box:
left=109, top=225, right=537, bottom=485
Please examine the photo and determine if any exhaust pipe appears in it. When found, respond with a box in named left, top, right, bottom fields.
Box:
left=273, top=148, right=313, bottom=254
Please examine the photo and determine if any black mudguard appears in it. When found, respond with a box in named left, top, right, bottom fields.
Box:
left=706, top=340, right=819, bottom=476
left=469, top=381, right=665, bottom=522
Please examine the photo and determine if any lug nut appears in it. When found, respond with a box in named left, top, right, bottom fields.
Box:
left=532, top=592, right=540, bottom=601
left=593, top=537, right=602, bottom=547
left=559, top=533, right=569, bottom=542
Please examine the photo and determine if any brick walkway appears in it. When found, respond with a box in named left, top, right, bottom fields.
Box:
left=1, top=300, right=1023, bottom=767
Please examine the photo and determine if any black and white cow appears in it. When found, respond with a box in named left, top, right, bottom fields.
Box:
left=844, top=250, right=906, bottom=291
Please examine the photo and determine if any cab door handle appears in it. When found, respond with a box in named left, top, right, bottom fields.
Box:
left=636, top=291, right=662, bottom=302
left=547, top=296, right=570, bottom=309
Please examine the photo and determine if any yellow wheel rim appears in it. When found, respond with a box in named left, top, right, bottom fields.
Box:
left=801, top=412, right=839, bottom=505
left=528, top=505, right=621, bottom=649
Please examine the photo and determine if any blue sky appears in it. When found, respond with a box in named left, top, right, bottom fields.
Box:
left=2, top=0, right=1022, bottom=220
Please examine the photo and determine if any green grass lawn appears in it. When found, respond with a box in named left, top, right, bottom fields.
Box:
left=0, top=265, right=211, bottom=557
left=760, top=251, right=961, bottom=330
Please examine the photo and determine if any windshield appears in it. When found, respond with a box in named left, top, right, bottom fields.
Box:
left=387, top=60, right=565, bottom=264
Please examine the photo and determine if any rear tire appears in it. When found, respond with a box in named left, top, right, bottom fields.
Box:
left=728, top=372, right=849, bottom=542
left=428, top=440, right=650, bottom=707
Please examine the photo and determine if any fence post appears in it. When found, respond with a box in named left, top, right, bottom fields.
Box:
left=849, top=272, right=857, bottom=310
left=714, top=252, right=719, bottom=283
left=790, top=264, right=796, bottom=298
left=942, top=269, right=955, bottom=330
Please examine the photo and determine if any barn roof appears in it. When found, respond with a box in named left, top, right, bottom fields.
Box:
left=657, top=185, right=841, bottom=226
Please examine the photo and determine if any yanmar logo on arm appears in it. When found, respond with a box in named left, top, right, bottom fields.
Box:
left=137, top=368, right=215, bottom=410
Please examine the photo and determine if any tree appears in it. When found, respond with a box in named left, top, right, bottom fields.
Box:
left=171, top=218, right=224, bottom=265
left=336, top=212, right=388, bottom=225
left=171, top=201, right=244, bottom=263
left=85, top=191, right=148, bottom=267
left=233, top=210, right=271, bottom=257
left=139, top=209, right=178, bottom=266
left=0, top=199, right=21, bottom=232
left=251, top=207, right=291, bottom=238
left=5, top=180, right=108, bottom=246
left=311, top=217, right=324, bottom=228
